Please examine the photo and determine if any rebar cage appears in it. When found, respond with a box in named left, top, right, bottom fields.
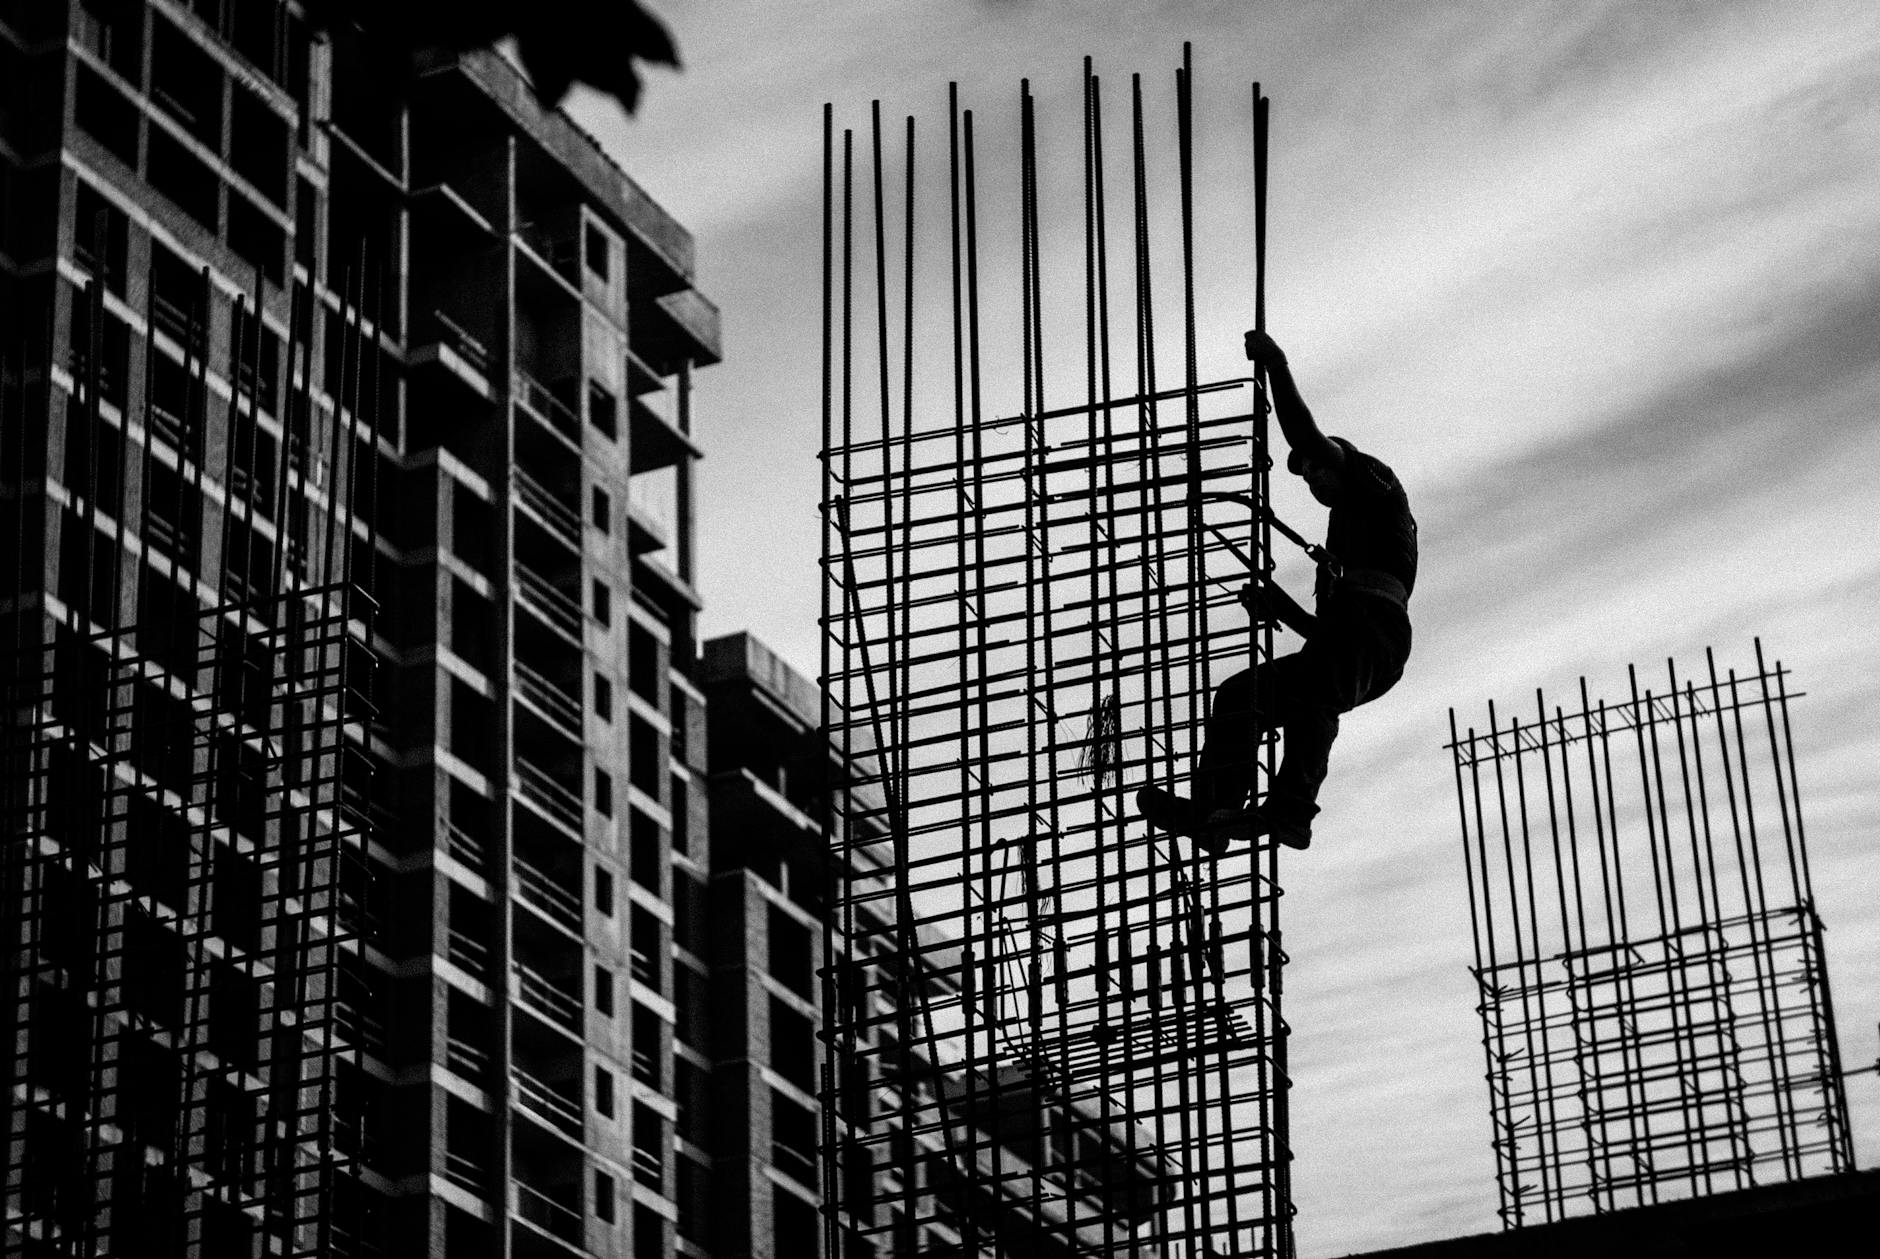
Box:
left=1447, top=644, right=1855, bottom=1229
left=819, top=52, right=1296, bottom=1259
left=5, top=257, right=382, bottom=1255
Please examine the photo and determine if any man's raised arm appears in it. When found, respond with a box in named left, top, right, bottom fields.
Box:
left=1244, top=330, right=1342, bottom=471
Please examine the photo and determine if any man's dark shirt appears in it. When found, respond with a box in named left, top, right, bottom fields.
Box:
left=1320, top=443, right=1417, bottom=603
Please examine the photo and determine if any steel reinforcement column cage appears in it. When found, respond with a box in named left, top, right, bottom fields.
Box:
left=1446, top=643, right=1855, bottom=1230
left=818, top=51, right=1296, bottom=1259
left=4, top=258, right=383, bottom=1256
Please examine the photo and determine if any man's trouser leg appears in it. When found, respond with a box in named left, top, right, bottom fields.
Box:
left=1196, top=656, right=1299, bottom=810
left=1267, top=599, right=1412, bottom=823
left=1197, top=652, right=1336, bottom=821
left=1268, top=701, right=1337, bottom=826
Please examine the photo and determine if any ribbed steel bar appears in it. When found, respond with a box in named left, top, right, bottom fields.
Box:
left=820, top=54, right=1292, bottom=1259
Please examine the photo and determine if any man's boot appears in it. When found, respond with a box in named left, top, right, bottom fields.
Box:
left=1185, top=793, right=1316, bottom=855
left=1250, top=791, right=1317, bottom=851
left=1138, top=786, right=1259, bottom=857
left=1137, top=786, right=1213, bottom=840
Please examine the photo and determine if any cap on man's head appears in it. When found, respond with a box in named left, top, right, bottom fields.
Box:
left=1288, top=436, right=1351, bottom=475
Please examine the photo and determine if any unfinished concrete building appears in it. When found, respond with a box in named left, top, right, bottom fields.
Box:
left=700, top=632, right=1168, bottom=1259
left=2, top=4, right=718, bottom=1256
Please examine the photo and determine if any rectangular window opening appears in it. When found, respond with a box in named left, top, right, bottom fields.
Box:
left=594, top=1065, right=615, bottom=1120
left=73, top=182, right=129, bottom=295
left=629, top=808, right=661, bottom=893
left=629, top=907, right=661, bottom=990
left=628, top=622, right=660, bottom=700
left=594, top=964, right=614, bottom=1018
left=632, top=1004, right=661, bottom=1088
left=628, top=714, right=660, bottom=796
left=770, top=1088, right=819, bottom=1188
left=634, top=1203, right=664, bottom=1259
left=768, top=903, right=814, bottom=999
left=584, top=223, right=610, bottom=281
left=594, top=1169, right=615, bottom=1224
left=632, top=1103, right=664, bottom=1193
left=588, top=381, right=617, bottom=440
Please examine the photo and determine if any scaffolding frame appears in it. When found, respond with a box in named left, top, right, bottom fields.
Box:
left=1447, top=644, right=1855, bottom=1229
left=5, top=244, right=382, bottom=1256
left=819, top=51, right=1296, bottom=1259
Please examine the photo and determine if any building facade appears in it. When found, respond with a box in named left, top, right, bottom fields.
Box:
left=2, top=3, right=717, bottom=1257
left=699, top=633, right=1166, bottom=1259
left=697, top=633, right=833, bottom=1259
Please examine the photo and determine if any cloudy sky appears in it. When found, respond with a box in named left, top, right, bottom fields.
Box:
left=572, top=1, right=1880, bottom=1251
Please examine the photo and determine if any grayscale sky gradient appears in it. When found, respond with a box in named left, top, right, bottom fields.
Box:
left=569, top=2, right=1880, bottom=1251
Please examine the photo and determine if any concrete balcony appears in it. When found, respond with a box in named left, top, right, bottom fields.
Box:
left=512, top=960, right=581, bottom=1033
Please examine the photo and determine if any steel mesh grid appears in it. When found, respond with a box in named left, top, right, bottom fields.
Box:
left=1448, top=645, right=1855, bottom=1229
left=817, top=50, right=1295, bottom=1259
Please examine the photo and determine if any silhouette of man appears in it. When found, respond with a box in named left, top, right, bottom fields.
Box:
left=1138, top=330, right=1417, bottom=852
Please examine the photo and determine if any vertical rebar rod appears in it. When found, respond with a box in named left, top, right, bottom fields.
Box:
left=1252, top=81, right=1291, bottom=1256
left=1532, top=687, right=1586, bottom=1209
left=1078, top=58, right=1123, bottom=1258
left=964, top=101, right=1015, bottom=1250
left=79, top=278, right=103, bottom=630
left=215, top=292, right=249, bottom=606
left=1720, top=664, right=1798, bottom=1182
left=1017, top=78, right=1055, bottom=1244
left=1765, top=650, right=1854, bottom=1170
left=1128, top=70, right=1185, bottom=1253
left=1171, top=46, right=1214, bottom=1247
left=944, top=78, right=991, bottom=1259
left=1509, top=715, right=1564, bottom=1219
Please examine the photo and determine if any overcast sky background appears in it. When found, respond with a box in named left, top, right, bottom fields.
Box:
left=570, top=2, right=1880, bottom=1251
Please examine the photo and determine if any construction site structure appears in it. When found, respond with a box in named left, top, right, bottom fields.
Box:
left=5, top=118, right=374, bottom=1259
left=703, top=631, right=1171, bottom=1259
left=1447, top=644, right=1855, bottom=1230
left=3, top=5, right=718, bottom=1257
left=820, top=51, right=1297, bottom=1258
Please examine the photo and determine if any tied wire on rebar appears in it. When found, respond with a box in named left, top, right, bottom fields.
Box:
left=3, top=244, right=385, bottom=1256
left=818, top=51, right=1295, bottom=1259
left=1447, top=644, right=1855, bottom=1230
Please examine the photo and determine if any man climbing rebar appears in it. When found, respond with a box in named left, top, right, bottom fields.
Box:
left=1138, top=329, right=1417, bottom=852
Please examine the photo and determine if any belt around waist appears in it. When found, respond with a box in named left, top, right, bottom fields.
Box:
left=1330, top=567, right=1410, bottom=608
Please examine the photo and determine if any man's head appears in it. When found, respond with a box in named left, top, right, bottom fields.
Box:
left=1288, top=437, right=1352, bottom=506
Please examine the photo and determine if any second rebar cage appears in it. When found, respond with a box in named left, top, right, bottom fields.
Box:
left=1447, top=643, right=1855, bottom=1230
left=819, top=52, right=1295, bottom=1259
